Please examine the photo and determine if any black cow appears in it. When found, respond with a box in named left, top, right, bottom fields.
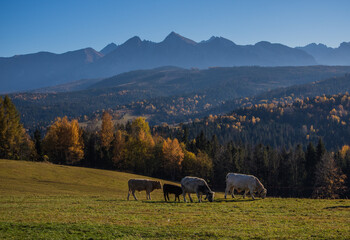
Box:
left=163, top=183, right=183, bottom=202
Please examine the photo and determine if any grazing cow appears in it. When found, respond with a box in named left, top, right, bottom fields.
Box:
left=127, top=179, right=162, bottom=200
left=163, top=184, right=183, bottom=202
left=181, top=176, right=215, bottom=202
left=225, top=173, right=267, bottom=200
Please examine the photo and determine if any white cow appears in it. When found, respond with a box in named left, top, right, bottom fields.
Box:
left=181, top=176, right=215, bottom=202
left=225, top=173, right=267, bottom=200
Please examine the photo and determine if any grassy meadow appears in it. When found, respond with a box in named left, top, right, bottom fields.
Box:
left=0, top=159, right=349, bottom=239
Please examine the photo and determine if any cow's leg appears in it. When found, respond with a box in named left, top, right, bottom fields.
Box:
left=231, top=187, right=235, bottom=198
left=132, top=190, right=137, bottom=200
left=225, top=185, right=230, bottom=199
left=183, top=191, right=187, bottom=202
left=188, top=193, right=193, bottom=203
left=148, top=191, right=152, bottom=200
left=250, top=191, right=255, bottom=200
left=164, top=192, right=167, bottom=201
left=243, top=190, right=248, bottom=199
left=196, top=192, right=201, bottom=202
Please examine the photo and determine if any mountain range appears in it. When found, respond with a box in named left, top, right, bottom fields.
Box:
left=5, top=32, right=350, bottom=93
left=297, top=42, right=350, bottom=65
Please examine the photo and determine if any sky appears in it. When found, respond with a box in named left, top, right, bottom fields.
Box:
left=1, top=0, right=350, bottom=57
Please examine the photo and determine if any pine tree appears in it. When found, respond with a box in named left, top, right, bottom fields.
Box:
left=0, top=96, right=34, bottom=160
left=33, top=129, right=43, bottom=161
left=305, top=142, right=317, bottom=194
left=316, top=138, right=326, bottom=163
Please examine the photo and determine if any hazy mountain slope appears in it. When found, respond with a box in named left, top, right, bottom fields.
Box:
left=297, top=42, right=350, bottom=65
left=0, top=48, right=103, bottom=93
left=32, top=78, right=103, bottom=93
left=9, top=65, right=350, bottom=129
left=100, top=43, right=117, bottom=55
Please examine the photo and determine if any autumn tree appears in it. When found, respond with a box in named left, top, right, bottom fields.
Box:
left=111, top=129, right=126, bottom=168
left=162, top=138, right=184, bottom=180
left=99, top=111, right=114, bottom=167
left=313, top=153, right=347, bottom=199
left=100, top=111, right=114, bottom=150
left=181, top=150, right=198, bottom=177
left=336, top=145, right=350, bottom=195
left=124, top=117, right=155, bottom=174
left=43, top=116, right=84, bottom=164
left=195, top=151, right=213, bottom=181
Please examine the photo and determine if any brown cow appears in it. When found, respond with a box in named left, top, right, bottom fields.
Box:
left=127, top=179, right=162, bottom=200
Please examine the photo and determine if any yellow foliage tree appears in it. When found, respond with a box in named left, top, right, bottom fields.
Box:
left=43, top=116, right=84, bottom=164
left=340, top=145, right=350, bottom=159
left=100, top=111, right=114, bottom=150
left=123, top=118, right=154, bottom=174
left=111, top=129, right=126, bottom=167
left=162, top=138, right=184, bottom=180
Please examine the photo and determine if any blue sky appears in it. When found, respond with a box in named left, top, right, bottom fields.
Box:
left=1, top=0, right=349, bottom=57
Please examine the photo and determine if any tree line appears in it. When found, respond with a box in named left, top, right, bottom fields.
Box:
left=1, top=96, right=349, bottom=198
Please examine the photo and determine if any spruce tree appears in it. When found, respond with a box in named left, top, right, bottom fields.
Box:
left=33, top=129, right=43, bottom=161
left=305, top=142, right=317, bottom=194
left=0, top=96, right=34, bottom=160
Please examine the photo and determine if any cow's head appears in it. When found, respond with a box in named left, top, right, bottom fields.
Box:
left=154, top=181, right=162, bottom=190
left=206, top=191, right=215, bottom=202
left=259, top=188, right=267, bottom=199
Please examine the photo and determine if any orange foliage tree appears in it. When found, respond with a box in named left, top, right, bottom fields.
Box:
left=43, top=116, right=84, bottom=164
left=100, top=111, right=114, bottom=150
left=162, top=138, right=184, bottom=180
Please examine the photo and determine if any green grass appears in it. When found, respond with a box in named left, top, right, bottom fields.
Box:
left=1, top=159, right=350, bottom=239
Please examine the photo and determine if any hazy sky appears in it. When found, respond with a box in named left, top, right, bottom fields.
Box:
left=1, top=0, right=349, bottom=57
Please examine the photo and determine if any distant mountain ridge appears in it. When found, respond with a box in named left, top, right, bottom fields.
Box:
left=0, top=48, right=103, bottom=93
left=88, top=32, right=316, bottom=79
left=297, top=42, right=350, bottom=65
left=1, top=31, right=349, bottom=93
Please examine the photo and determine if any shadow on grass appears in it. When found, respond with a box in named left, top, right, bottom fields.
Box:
left=215, top=198, right=258, bottom=203
left=324, top=205, right=350, bottom=210
left=142, top=198, right=260, bottom=204
left=95, top=199, right=127, bottom=202
left=142, top=200, right=182, bottom=204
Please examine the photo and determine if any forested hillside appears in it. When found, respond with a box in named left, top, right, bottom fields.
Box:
left=167, top=93, right=350, bottom=150
left=9, top=66, right=350, bottom=130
